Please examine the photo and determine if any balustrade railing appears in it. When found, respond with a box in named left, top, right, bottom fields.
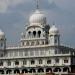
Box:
left=0, top=72, right=75, bottom=75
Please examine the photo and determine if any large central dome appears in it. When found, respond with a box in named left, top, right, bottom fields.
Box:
left=29, top=10, right=46, bottom=25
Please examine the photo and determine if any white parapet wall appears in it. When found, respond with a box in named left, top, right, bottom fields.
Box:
left=0, top=72, right=70, bottom=75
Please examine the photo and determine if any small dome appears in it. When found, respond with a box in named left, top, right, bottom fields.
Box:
left=0, top=29, right=4, bottom=36
left=49, top=25, right=59, bottom=35
left=0, top=29, right=5, bottom=39
left=29, top=10, right=46, bottom=25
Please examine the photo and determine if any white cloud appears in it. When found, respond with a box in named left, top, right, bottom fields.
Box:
left=0, top=0, right=9, bottom=13
left=0, top=0, right=25, bottom=13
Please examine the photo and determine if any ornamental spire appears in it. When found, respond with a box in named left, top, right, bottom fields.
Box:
left=36, top=0, right=39, bottom=9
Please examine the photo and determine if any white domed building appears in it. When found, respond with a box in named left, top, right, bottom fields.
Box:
left=29, top=10, right=46, bottom=25
left=0, top=2, right=75, bottom=75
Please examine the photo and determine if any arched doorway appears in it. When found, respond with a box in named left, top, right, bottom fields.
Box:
left=63, top=67, right=69, bottom=72
left=14, top=69, right=20, bottom=74
left=0, top=70, right=4, bottom=74
left=6, top=69, right=12, bottom=74
left=22, top=69, right=28, bottom=73
left=29, top=68, right=36, bottom=73
left=46, top=68, right=52, bottom=73
left=38, top=68, right=44, bottom=73
left=53, top=67, right=61, bottom=72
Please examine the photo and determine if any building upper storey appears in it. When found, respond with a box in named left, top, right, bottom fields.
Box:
left=0, top=0, right=74, bottom=59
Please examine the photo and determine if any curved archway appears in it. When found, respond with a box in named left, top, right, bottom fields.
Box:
left=22, top=69, right=28, bottom=73
left=38, top=68, right=44, bottom=73
left=63, top=67, right=69, bottom=72
left=33, top=31, right=36, bottom=37
left=29, top=68, right=36, bottom=73
left=46, top=68, right=52, bottom=73
left=31, top=60, right=35, bottom=65
left=6, top=69, right=12, bottom=74
left=38, top=31, right=41, bottom=37
left=28, top=31, right=31, bottom=35
left=15, top=60, right=19, bottom=65
left=53, top=67, right=61, bottom=72
left=0, top=70, right=4, bottom=74
left=14, top=69, right=20, bottom=74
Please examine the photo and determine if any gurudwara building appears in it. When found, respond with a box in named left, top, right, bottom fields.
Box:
left=0, top=1, right=75, bottom=75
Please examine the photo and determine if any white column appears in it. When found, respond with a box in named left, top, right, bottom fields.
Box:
left=52, top=68, right=54, bottom=73
left=19, top=60, right=22, bottom=67
left=44, top=68, right=46, bottom=73
left=61, top=67, right=63, bottom=73
left=20, top=69, right=22, bottom=74
left=36, top=69, right=38, bottom=73
left=4, top=61, right=7, bottom=67
left=36, top=31, right=38, bottom=38
left=12, top=70, right=14, bottom=74
left=69, top=67, right=71, bottom=72
left=4, top=70, right=6, bottom=74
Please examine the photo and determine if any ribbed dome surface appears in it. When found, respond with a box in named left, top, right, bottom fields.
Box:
left=29, top=10, right=46, bottom=25
left=49, top=25, right=59, bottom=34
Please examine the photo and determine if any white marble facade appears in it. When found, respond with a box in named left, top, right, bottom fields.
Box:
left=0, top=4, right=75, bottom=74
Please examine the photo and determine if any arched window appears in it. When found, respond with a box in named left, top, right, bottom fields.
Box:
left=46, top=68, right=52, bottom=73
left=15, top=60, right=19, bottom=65
left=29, top=68, right=36, bottom=73
left=63, top=67, right=69, bottom=72
left=22, top=69, right=28, bottom=73
left=38, top=68, right=44, bottom=73
left=28, top=31, right=31, bottom=35
left=33, top=31, right=36, bottom=37
left=28, top=31, right=31, bottom=37
left=54, top=67, right=61, bottom=72
left=6, top=69, right=12, bottom=74
left=38, top=31, right=41, bottom=37
left=14, top=69, right=20, bottom=74
left=47, top=60, right=51, bottom=64
left=0, top=70, right=4, bottom=74
left=31, top=60, right=35, bottom=65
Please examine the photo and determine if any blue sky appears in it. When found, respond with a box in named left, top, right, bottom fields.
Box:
left=0, top=0, right=75, bottom=48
